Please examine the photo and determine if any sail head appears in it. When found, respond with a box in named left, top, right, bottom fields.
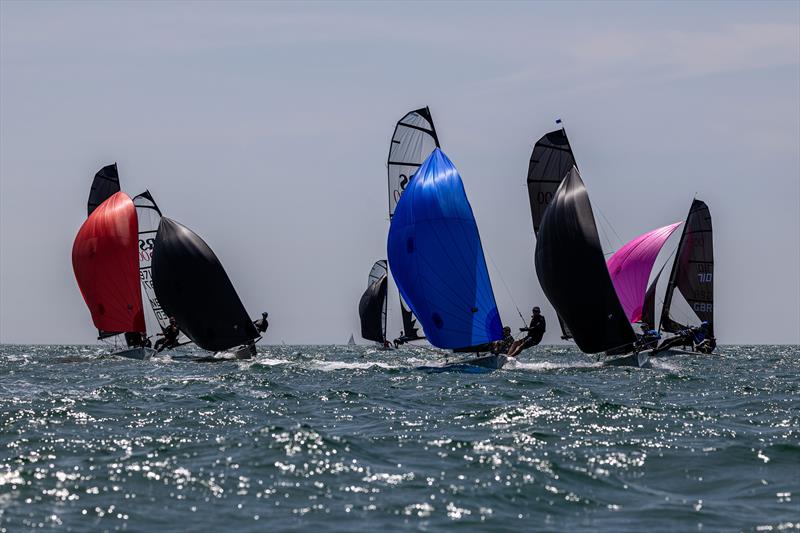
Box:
left=88, top=163, right=121, bottom=216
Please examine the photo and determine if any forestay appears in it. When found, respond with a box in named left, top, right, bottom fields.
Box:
left=388, top=148, right=502, bottom=350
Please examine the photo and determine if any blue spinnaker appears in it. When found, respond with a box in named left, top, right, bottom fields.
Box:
left=387, top=148, right=503, bottom=349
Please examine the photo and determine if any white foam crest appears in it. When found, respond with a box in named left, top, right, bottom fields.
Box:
left=509, top=359, right=600, bottom=371
left=311, top=360, right=400, bottom=372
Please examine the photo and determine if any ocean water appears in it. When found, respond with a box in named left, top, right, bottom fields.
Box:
left=0, top=344, right=797, bottom=532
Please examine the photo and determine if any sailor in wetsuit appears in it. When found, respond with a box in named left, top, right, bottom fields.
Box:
left=125, top=331, right=151, bottom=348
left=638, top=323, right=661, bottom=351
left=154, top=317, right=180, bottom=352
left=508, top=307, right=546, bottom=357
left=656, top=321, right=710, bottom=353
left=393, top=331, right=405, bottom=349
left=254, top=312, right=269, bottom=334
left=491, top=326, right=515, bottom=355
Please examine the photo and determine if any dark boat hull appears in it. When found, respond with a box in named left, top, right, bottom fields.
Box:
left=418, top=354, right=507, bottom=373
left=602, top=351, right=650, bottom=368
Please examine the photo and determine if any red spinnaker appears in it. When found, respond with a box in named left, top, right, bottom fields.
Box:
left=72, top=192, right=145, bottom=334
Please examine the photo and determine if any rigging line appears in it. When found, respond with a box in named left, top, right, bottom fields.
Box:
left=483, top=245, right=526, bottom=327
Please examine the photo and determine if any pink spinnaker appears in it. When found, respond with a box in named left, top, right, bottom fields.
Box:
left=607, top=222, right=682, bottom=323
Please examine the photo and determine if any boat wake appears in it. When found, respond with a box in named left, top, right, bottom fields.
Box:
left=509, top=359, right=601, bottom=371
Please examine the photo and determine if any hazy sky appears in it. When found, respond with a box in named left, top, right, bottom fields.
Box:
left=1, top=1, right=798, bottom=345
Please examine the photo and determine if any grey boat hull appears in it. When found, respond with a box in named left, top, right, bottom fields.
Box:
left=418, top=354, right=508, bottom=373
left=602, top=351, right=650, bottom=368
left=113, top=347, right=157, bottom=360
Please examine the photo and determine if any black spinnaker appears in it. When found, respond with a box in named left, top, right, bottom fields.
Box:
left=641, top=263, right=666, bottom=330
left=386, top=107, right=439, bottom=341
left=358, top=260, right=388, bottom=343
left=534, top=167, right=636, bottom=353
left=88, top=163, right=121, bottom=216
left=527, top=127, right=577, bottom=339
left=660, top=199, right=714, bottom=337
left=151, top=218, right=259, bottom=352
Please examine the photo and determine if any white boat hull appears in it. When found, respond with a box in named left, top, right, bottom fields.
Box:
left=113, top=347, right=157, bottom=360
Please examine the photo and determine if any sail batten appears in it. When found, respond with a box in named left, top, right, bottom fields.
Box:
left=388, top=148, right=502, bottom=349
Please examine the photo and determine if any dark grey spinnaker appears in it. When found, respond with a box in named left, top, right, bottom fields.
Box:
left=88, top=163, right=121, bottom=216
left=527, top=128, right=577, bottom=339
left=152, top=217, right=259, bottom=352
left=534, top=167, right=636, bottom=354
left=358, top=260, right=388, bottom=343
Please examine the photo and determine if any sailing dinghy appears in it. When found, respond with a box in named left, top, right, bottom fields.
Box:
left=527, top=127, right=578, bottom=341
left=535, top=167, right=646, bottom=367
left=648, top=199, right=716, bottom=355
left=151, top=218, right=261, bottom=361
left=384, top=107, right=439, bottom=345
left=388, top=148, right=505, bottom=371
left=72, top=191, right=156, bottom=360
left=358, top=260, right=391, bottom=348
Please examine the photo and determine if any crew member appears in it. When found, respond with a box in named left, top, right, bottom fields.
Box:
left=254, top=312, right=269, bottom=334
left=492, top=326, right=515, bottom=355
left=507, top=307, right=546, bottom=357
left=154, top=317, right=180, bottom=352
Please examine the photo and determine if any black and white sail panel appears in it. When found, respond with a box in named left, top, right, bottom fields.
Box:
left=387, top=107, right=440, bottom=218
left=358, top=260, right=388, bottom=343
left=534, top=167, right=636, bottom=353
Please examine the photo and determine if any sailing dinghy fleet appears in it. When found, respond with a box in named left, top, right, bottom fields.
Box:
left=71, top=109, right=715, bottom=369
left=72, top=165, right=265, bottom=361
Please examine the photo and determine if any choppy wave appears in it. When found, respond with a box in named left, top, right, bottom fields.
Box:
left=0, top=343, right=797, bottom=531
